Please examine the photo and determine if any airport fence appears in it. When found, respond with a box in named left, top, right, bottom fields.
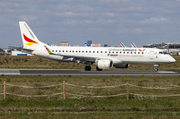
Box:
left=1, top=81, right=180, bottom=100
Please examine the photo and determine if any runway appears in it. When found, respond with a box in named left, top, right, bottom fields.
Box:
left=0, top=69, right=179, bottom=76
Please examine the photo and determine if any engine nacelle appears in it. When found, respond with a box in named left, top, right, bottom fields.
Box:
left=114, top=64, right=129, bottom=68
left=95, top=60, right=113, bottom=69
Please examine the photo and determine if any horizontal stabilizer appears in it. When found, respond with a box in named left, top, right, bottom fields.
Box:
left=8, top=46, right=34, bottom=51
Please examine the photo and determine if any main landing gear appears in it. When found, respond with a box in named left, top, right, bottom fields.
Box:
left=85, top=66, right=91, bottom=71
left=96, top=67, right=102, bottom=71
left=84, top=66, right=103, bottom=71
left=154, top=64, right=159, bottom=72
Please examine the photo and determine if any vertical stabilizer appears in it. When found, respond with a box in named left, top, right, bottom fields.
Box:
left=84, top=43, right=89, bottom=47
left=19, top=21, right=41, bottom=48
left=120, top=42, right=126, bottom=48
left=131, top=42, right=137, bottom=48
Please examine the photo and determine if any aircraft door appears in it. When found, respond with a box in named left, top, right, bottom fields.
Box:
left=150, top=51, right=154, bottom=59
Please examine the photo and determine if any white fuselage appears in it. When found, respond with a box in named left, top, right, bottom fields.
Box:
left=33, top=45, right=176, bottom=66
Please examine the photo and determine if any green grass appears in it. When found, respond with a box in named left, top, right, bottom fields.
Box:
left=0, top=55, right=179, bottom=70
left=0, top=75, right=179, bottom=112
left=0, top=75, right=179, bottom=118
left=1, top=111, right=180, bottom=119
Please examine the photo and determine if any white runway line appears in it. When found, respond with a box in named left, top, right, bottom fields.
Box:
left=158, top=71, right=176, bottom=73
left=0, top=69, right=20, bottom=75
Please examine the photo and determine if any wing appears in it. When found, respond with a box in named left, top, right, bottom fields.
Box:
left=60, top=54, right=97, bottom=62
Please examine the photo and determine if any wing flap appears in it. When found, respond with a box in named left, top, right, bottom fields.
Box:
left=60, top=54, right=97, bottom=62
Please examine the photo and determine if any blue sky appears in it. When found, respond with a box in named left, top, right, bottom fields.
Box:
left=1, top=0, right=180, bottom=48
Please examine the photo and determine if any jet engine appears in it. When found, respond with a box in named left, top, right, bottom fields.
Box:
left=114, top=64, right=129, bottom=68
left=95, top=60, right=113, bottom=69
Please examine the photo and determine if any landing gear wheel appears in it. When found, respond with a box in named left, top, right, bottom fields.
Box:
left=154, top=68, right=158, bottom=72
left=154, top=64, right=159, bottom=72
left=85, top=66, right=91, bottom=71
left=96, top=67, right=102, bottom=71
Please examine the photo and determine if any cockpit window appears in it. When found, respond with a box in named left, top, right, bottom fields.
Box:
left=159, top=51, right=168, bottom=54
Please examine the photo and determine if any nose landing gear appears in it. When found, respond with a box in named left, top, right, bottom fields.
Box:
left=154, top=67, right=158, bottom=72
left=154, top=64, right=159, bottom=72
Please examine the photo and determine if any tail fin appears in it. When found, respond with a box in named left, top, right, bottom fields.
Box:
left=131, top=42, right=137, bottom=48
left=19, top=21, right=41, bottom=48
left=120, top=42, right=126, bottom=48
left=84, top=43, right=89, bottom=47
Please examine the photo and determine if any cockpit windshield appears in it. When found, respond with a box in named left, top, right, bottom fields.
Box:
left=159, top=51, right=168, bottom=54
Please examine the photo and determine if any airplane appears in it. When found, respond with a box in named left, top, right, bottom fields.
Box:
left=120, top=42, right=126, bottom=48
left=131, top=42, right=137, bottom=48
left=13, top=21, right=176, bottom=72
left=84, top=43, right=89, bottom=47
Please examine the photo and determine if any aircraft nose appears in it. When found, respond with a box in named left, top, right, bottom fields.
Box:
left=169, top=56, right=176, bottom=63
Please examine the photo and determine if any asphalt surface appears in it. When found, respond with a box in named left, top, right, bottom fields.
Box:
left=0, top=69, right=179, bottom=76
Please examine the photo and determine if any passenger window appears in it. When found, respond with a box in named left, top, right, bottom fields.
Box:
left=101, top=51, right=103, bottom=53
left=123, top=52, right=125, bottom=54
left=134, top=52, right=136, bottom=54
left=142, top=52, right=144, bottom=54
left=112, top=52, right=114, bottom=53
left=82, top=51, right=84, bottom=53
left=89, top=51, right=91, bottom=53
left=116, top=52, right=118, bottom=53
left=76, top=51, right=78, bottom=53
left=127, top=52, right=129, bottom=54
left=120, top=52, right=121, bottom=54
left=59, top=50, right=61, bottom=52
left=62, top=50, right=64, bottom=52
left=97, top=51, right=99, bottom=53
left=105, top=51, right=107, bottom=53
left=79, top=51, right=81, bottom=53
left=52, top=50, right=54, bottom=52
left=72, top=50, right=74, bottom=52
left=109, top=51, right=111, bottom=53
left=66, top=50, right=68, bottom=52
left=69, top=51, right=71, bottom=52
left=86, top=51, right=88, bottom=53
left=138, top=52, right=140, bottom=54
left=93, top=51, right=95, bottom=53
left=56, top=50, right=57, bottom=52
